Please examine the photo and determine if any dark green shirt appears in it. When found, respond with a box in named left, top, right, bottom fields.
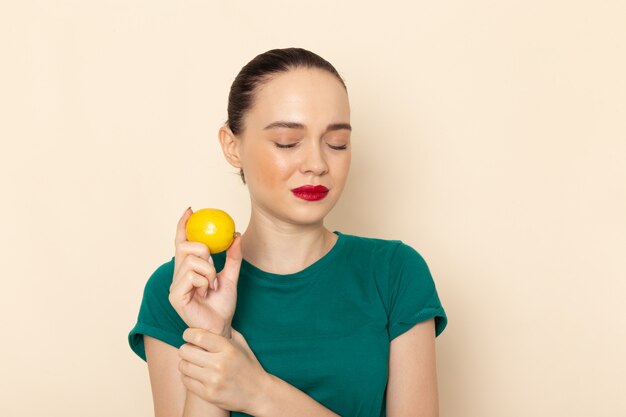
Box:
left=128, top=231, right=448, bottom=416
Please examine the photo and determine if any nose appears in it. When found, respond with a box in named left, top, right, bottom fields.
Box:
left=300, top=140, right=329, bottom=176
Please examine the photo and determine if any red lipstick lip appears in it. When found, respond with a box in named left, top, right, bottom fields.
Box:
left=291, top=185, right=329, bottom=193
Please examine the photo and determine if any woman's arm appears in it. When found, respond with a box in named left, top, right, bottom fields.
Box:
left=386, top=318, right=439, bottom=417
left=253, top=374, right=340, bottom=417
left=183, top=391, right=229, bottom=417
left=174, top=326, right=340, bottom=417
left=144, top=335, right=228, bottom=417
left=249, top=321, right=438, bottom=417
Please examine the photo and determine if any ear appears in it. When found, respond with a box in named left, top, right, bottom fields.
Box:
left=218, top=125, right=243, bottom=169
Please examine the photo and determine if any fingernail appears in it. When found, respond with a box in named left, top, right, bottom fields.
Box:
left=208, top=256, right=214, bottom=265
left=214, top=279, right=218, bottom=291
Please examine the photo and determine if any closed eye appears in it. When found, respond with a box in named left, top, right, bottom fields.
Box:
left=274, top=143, right=348, bottom=150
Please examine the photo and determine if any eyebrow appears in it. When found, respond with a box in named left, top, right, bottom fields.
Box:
left=263, top=120, right=352, bottom=132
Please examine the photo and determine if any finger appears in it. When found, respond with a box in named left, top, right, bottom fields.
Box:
left=174, top=206, right=193, bottom=276
left=179, top=343, right=212, bottom=367
left=169, top=269, right=211, bottom=303
left=174, top=242, right=213, bottom=284
left=181, top=375, right=210, bottom=402
left=176, top=255, right=215, bottom=283
left=174, top=255, right=217, bottom=291
left=176, top=241, right=212, bottom=262
left=183, top=328, right=228, bottom=353
left=175, top=206, right=193, bottom=245
left=172, top=242, right=217, bottom=297
left=219, top=232, right=243, bottom=287
left=179, top=358, right=210, bottom=381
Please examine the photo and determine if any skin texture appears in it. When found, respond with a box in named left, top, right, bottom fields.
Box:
left=218, top=67, right=352, bottom=274
left=387, top=318, right=439, bottom=417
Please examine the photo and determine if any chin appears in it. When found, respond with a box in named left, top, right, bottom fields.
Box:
left=288, top=203, right=332, bottom=222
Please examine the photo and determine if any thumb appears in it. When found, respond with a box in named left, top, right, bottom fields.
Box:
left=219, top=232, right=243, bottom=286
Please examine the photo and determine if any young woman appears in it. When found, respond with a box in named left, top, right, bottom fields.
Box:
left=128, top=47, right=448, bottom=417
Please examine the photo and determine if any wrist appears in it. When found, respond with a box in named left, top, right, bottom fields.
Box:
left=202, top=321, right=232, bottom=339
left=223, top=325, right=232, bottom=339
left=250, top=372, right=277, bottom=417
left=216, top=322, right=232, bottom=339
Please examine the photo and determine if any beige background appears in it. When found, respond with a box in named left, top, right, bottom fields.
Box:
left=1, top=1, right=624, bottom=416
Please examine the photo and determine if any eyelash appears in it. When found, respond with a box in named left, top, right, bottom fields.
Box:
left=275, top=143, right=348, bottom=150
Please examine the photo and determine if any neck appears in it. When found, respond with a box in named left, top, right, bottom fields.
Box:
left=239, top=213, right=337, bottom=275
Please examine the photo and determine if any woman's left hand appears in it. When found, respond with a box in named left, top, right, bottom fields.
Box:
left=178, top=326, right=272, bottom=414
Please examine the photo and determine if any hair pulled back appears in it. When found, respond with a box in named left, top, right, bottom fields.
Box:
left=225, top=47, right=347, bottom=184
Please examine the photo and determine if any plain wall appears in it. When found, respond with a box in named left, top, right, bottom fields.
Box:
left=1, top=1, right=624, bottom=415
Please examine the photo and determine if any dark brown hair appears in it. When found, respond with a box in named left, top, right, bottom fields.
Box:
left=225, top=47, right=347, bottom=184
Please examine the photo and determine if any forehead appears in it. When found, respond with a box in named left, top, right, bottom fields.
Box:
left=248, top=68, right=350, bottom=127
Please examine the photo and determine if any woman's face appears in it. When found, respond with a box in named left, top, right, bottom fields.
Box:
left=234, top=67, right=351, bottom=226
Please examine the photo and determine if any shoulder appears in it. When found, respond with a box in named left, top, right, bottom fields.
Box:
left=389, top=241, right=430, bottom=272
left=342, top=232, right=436, bottom=296
left=338, top=232, right=418, bottom=289
left=339, top=231, right=428, bottom=269
left=338, top=231, right=404, bottom=260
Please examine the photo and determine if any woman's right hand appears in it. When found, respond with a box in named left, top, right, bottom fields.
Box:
left=169, top=207, right=243, bottom=339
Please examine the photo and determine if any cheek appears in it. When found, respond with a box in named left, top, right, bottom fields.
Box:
left=331, top=150, right=351, bottom=172
left=252, top=149, right=294, bottom=186
left=340, top=150, right=351, bottom=166
left=271, top=155, right=294, bottom=176
left=267, top=149, right=296, bottom=173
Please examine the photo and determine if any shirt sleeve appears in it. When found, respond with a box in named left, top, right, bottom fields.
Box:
left=128, top=257, right=187, bottom=362
left=387, top=242, right=448, bottom=341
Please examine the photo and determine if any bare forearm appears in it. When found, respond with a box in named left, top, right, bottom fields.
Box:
left=182, top=324, right=233, bottom=417
left=183, top=390, right=229, bottom=417
left=253, top=374, right=340, bottom=417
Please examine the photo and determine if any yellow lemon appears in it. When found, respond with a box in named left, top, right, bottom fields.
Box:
left=186, top=208, right=236, bottom=254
